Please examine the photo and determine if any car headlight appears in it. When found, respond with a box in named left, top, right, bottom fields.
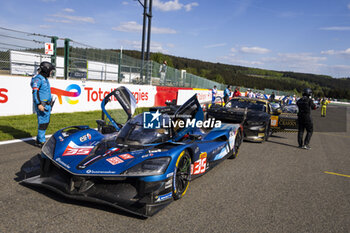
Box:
left=122, top=157, right=171, bottom=176
left=42, top=136, right=56, bottom=159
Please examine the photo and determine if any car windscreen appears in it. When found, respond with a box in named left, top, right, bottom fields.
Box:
left=116, top=114, right=171, bottom=145
left=227, top=99, right=266, bottom=112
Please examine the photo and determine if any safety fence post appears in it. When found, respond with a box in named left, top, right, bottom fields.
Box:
left=64, top=38, right=70, bottom=80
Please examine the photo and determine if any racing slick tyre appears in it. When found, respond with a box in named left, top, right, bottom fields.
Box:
left=173, top=150, right=191, bottom=200
left=228, top=130, right=242, bottom=159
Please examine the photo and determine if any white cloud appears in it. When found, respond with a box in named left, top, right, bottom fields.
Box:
left=184, top=2, right=199, bottom=11
left=321, top=48, right=350, bottom=56
left=240, top=46, right=270, bottom=54
left=153, top=0, right=198, bottom=12
left=51, top=13, right=95, bottom=23
left=45, top=18, right=72, bottom=24
left=320, top=26, right=350, bottom=31
left=122, top=1, right=129, bottom=5
left=112, top=21, right=176, bottom=34
left=220, top=55, right=263, bottom=66
left=263, top=53, right=326, bottom=64
left=230, top=48, right=237, bottom=53
left=261, top=53, right=327, bottom=74
left=39, top=24, right=52, bottom=29
left=204, top=43, right=226, bottom=49
left=63, top=8, right=75, bottom=13
left=348, top=3, right=350, bottom=10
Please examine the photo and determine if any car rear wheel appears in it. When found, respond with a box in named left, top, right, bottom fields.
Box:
left=173, top=150, right=191, bottom=200
left=228, top=130, right=242, bottom=159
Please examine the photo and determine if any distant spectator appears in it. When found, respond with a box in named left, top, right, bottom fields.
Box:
left=159, top=60, right=167, bottom=85
left=269, top=92, right=275, bottom=101
left=247, top=89, right=255, bottom=98
left=224, top=85, right=231, bottom=104
left=211, top=85, right=217, bottom=104
left=233, top=86, right=241, bottom=97
left=320, top=97, right=329, bottom=117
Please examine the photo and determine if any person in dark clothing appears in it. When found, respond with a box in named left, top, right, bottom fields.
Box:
left=224, top=85, right=231, bottom=105
left=296, top=88, right=316, bottom=150
left=269, top=92, right=275, bottom=101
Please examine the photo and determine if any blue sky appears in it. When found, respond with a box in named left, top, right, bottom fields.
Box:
left=1, top=0, right=350, bottom=77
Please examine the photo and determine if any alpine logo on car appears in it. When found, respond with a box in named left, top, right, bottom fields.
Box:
left=79, top=133, right=91, bottom=142
left=62, top=141, right=94, bottom=156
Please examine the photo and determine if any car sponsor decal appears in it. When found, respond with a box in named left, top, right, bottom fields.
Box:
left=55, top=158, right=71, bottom=169
left=79, top=148, right=120, bottom=168
left=214, top=145, right=230, bottom=160
left=106, top=156, right=124, bottom=165
left=191, top=152, right=207, bottom=175
left=62, top=141, right=94, bottom=156
left=79, top=133, right=91, bottom=142
left=229, top=129, right=236, bottom=150
left=155, top=192, right=173, bottom=202
left=165, top=179, right=173, bottom=189
left=86, top=169, right=116, bottom=174
left=270, top=115, right=279, bottom=127
left=118, top=153, right=134, bottom=160
left=141, top=153, right=154, bottom=159
left=166, top=172, right=174, bottom=178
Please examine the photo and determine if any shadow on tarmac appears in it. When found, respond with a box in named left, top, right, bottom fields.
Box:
left=266, top=139, right=299, bottom=149
left=0, top=125, right=37, bottom=146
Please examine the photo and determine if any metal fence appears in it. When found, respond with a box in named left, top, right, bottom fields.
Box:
left=1, top=26, right=289, bottom=94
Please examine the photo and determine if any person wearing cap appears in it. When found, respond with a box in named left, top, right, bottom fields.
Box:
left=30, top=61, right=55, bottom=147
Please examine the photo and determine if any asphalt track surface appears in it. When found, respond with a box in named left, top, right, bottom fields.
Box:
left=0, top=106, right=349, bottom=233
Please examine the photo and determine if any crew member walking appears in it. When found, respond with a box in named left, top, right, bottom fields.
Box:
left=296, top=88, right=316, bottom=150
left=321, top=98, right=328, bottom=117
left=30, top=62, right=55, bottom=147
left=224, top=85, right=231, bottom=105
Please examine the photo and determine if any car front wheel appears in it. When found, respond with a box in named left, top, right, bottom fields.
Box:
left=173, top=150, right=191, bottom=200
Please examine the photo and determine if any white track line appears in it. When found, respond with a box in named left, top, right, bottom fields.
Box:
left=0, top=135, right=52, bottom=146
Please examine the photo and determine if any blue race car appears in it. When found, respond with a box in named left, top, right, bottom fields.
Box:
left=22, top=86, right=243, bottom=217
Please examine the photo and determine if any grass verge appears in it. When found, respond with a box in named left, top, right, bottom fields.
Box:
left=0, top=108, right=149, bottom=141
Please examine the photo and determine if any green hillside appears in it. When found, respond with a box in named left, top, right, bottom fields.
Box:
left=121, top=50, right=350, bottom=100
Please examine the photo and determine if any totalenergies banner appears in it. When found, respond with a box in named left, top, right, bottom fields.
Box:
left=0, top=76, right=156, bottom=116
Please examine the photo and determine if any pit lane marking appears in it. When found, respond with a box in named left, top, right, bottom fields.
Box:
left=324, top=171, right=350, bottom=178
